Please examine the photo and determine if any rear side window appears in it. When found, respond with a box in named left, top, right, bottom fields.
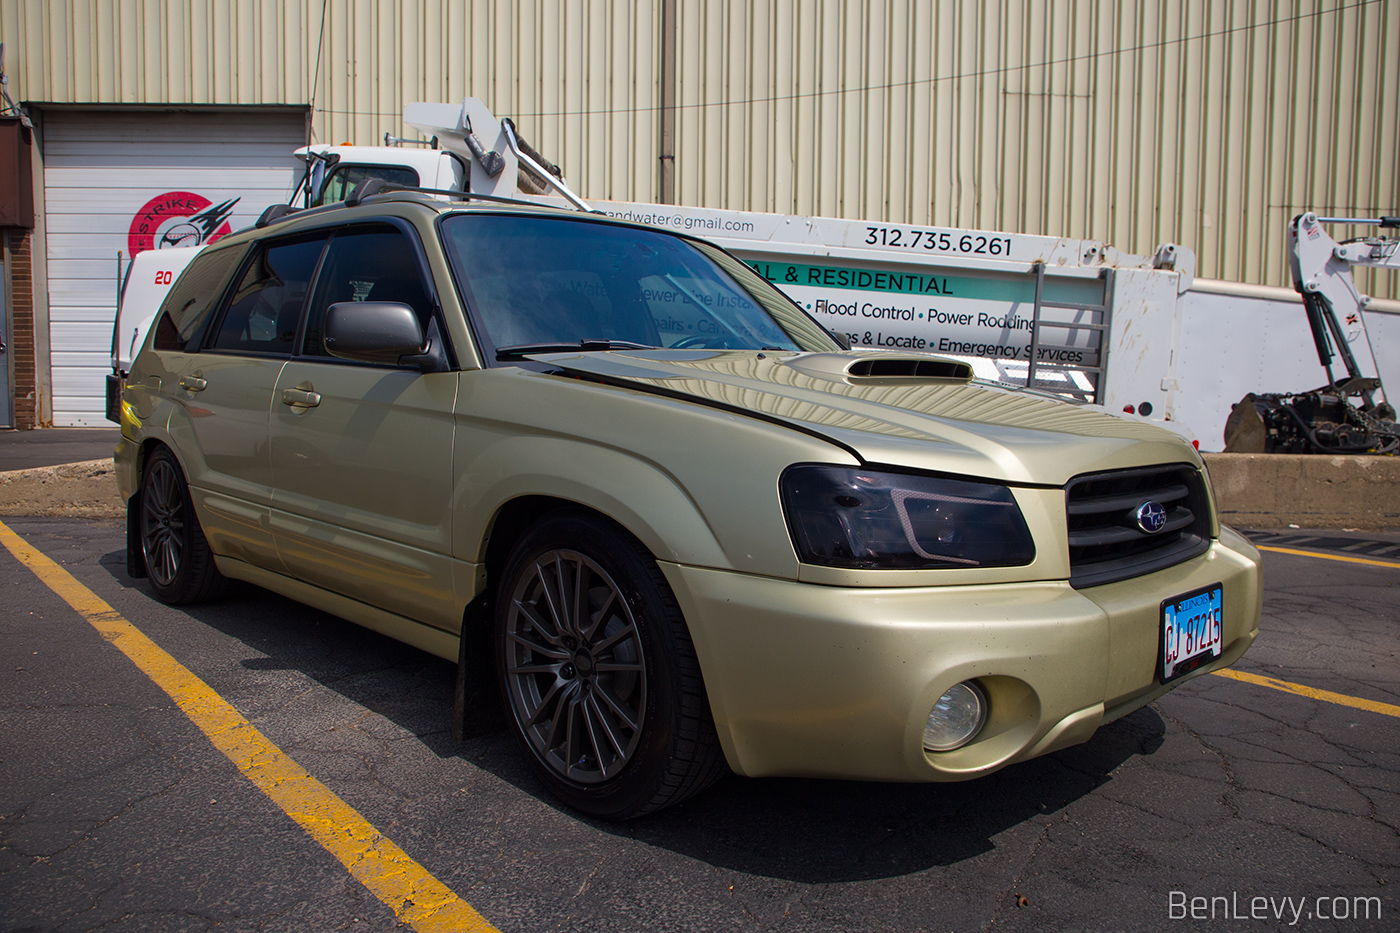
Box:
left=151, top=245, right=245, bottom=351
left=301, top=227, right=434, bottom=358
left=210, top=238, right=326, bottom=355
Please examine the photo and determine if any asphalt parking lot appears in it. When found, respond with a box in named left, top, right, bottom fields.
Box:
left=1, top=517, right=1395, bottom=932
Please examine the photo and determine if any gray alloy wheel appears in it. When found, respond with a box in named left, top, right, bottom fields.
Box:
left=494, top=511, right=728, bottom=819
left=137, top=447, right=229, bottom=604
left=502, top=548, right=647, bottom=784
left=141, top=453, right=186, bottom=588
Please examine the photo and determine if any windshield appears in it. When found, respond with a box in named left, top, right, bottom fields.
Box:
left=316, top=164, right=419, bottom=207
left=439, top=213, right=836, bottom=359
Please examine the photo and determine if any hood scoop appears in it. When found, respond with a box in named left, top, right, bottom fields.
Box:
left=784, top=352, right=974, bottom=385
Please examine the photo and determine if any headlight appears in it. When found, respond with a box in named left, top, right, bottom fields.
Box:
left=780, top=465, right=1035, bottom=569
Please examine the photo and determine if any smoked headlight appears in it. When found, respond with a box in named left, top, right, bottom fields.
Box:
left=780, top=465, right=1035, bottom=569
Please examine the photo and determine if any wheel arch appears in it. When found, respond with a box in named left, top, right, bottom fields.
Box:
left=455, top=437, right=744, bottom=578
left=473, top=495, right=673, bottom=624
left=131, top=436, right=174, bottom=487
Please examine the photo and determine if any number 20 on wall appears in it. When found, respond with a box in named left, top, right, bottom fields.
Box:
left=154, top=270, right=173, bottom=285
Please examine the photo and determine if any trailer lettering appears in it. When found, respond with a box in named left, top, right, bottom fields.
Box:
left=978, top=311, right=1033, bottom=332
left=938, top=337, right=1022, bottom=359
left=862, top=226, right=1012, bottom=257
left=862, top=302, right=916, bottom=320
left=1036, top=347, right=1086, bottom=363
left=805, top=266, right=953, bottom=295
left=875, top=332, right=927, bottom=349
left=929, top=309, right=975, bottom=326
left=815, top=299, right=858, bottom=316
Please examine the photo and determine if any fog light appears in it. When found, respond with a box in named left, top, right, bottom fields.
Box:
left=922, top=681, right=987, bottom=752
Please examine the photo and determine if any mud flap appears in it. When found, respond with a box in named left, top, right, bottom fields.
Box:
left=453, top=594, right=505, bottom=740
left=126, top=492, right=147, bottom=579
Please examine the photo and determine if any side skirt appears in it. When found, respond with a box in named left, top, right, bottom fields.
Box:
left=214, top=555, right=461, bottom=662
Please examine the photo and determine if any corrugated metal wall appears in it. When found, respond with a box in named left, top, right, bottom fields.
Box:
left=669, top=0, right=1399, bottom=299
left=2, top=0, right=1396, bottom=296
left=311, top=0, right=662, bottom=205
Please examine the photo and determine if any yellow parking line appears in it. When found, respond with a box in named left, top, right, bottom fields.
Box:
left=1213, top=669, right=1400, bottom=720
left=1257, top=545, right=1400, bottom=570
left=0, top=520, right=498, bottom=933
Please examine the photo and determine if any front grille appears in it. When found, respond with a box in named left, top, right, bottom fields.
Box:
left=1065, top=463, right=1212, bottom=588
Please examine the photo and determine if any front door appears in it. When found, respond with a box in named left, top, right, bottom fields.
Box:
left=267, top=224, right=460, bottom=631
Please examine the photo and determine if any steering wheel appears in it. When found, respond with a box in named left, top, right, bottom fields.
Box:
left=671, top=334, right=727, bottom=350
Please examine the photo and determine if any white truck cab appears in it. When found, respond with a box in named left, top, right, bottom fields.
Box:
left=296, top=143, right=467, bottom=208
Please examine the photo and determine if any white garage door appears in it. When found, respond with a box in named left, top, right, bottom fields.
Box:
left=42, top=108, right=306, bottom=425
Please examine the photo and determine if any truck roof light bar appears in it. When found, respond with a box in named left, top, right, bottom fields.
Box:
left=383, top=132, right=438, bottom=148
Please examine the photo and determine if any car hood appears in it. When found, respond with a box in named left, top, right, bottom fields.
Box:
left=528, top=349, right=1199, bottom=486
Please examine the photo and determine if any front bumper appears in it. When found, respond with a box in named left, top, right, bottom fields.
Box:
left=662, top=526, right=1261, bottom=781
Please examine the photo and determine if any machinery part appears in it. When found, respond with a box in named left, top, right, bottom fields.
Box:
left=500, top=118, right=591, bottom=211
left=1239, top=212, right=1400, bottom=455
left=1223, top=390, right=1400, bottom=455
left=461, top=115, right=504, bottom=177
left=1289, top=212, right=1398, bottom=396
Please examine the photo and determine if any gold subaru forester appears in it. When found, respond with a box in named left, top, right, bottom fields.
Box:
left=116, top=191, right=1261, bottom=819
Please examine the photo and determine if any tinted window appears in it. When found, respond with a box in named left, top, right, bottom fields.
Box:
left=440, top=214, right=812, bottom=357
left=301, top=227, right=434, bottom=358
left=211, top=238, right=326, bottom=355
left=318, top=165, right=419, bottom=206
left=151, top=245, right=245, bottom=351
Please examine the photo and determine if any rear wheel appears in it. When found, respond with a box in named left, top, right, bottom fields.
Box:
left=139, top=446, right=230, bottom=604
left=495, top=511, right=727, bottom=819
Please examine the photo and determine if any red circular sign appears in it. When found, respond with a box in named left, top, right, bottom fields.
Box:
left=127, top=191, right=238, bottom=256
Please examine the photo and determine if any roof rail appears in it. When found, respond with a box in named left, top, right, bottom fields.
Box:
left=343, top=177, right=560, bottom=210
left=255, top=203, right=299, bottom=228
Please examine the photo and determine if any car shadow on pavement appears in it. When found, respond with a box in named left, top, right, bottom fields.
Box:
left=100, top=550, right=1165, bottom=884
left=600, top=707, right=1164, bottom=883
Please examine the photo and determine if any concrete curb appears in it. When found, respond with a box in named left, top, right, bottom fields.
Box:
left=1203, top=453, right=1400, bottom=530
left=0, top=458, right=124, bottom=519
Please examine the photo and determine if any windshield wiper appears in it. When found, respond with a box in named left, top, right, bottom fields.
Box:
left=495, top=339, right=658, bottom=361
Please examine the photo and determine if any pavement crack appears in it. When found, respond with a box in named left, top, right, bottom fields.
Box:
left=980, top=809, right=1057, bottom=931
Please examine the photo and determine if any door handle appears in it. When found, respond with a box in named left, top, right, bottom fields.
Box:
left=179, top=375, right=207, bottom=392
left=281, top=387, right=321, bottom=408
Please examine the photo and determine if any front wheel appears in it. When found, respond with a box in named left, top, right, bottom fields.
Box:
left=139, top=446, right=230, bottom=604
left=495, top=511, right=727, bottom=818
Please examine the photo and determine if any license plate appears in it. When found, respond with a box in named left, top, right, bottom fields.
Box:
left=1160, top=584, right=1224, bottom=682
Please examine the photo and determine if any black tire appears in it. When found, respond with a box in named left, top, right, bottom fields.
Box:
left=494, top=511, right=728, bottom=819
left=138, top=446, right=230, bottom=604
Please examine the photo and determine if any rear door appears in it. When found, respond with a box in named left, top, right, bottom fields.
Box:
left=268, top=222, right=460, bottom=631
left=165, top=234, right=327, bottom=569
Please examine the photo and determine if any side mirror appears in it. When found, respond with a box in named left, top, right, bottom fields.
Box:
left=323, top=301, right=428, bottom=366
